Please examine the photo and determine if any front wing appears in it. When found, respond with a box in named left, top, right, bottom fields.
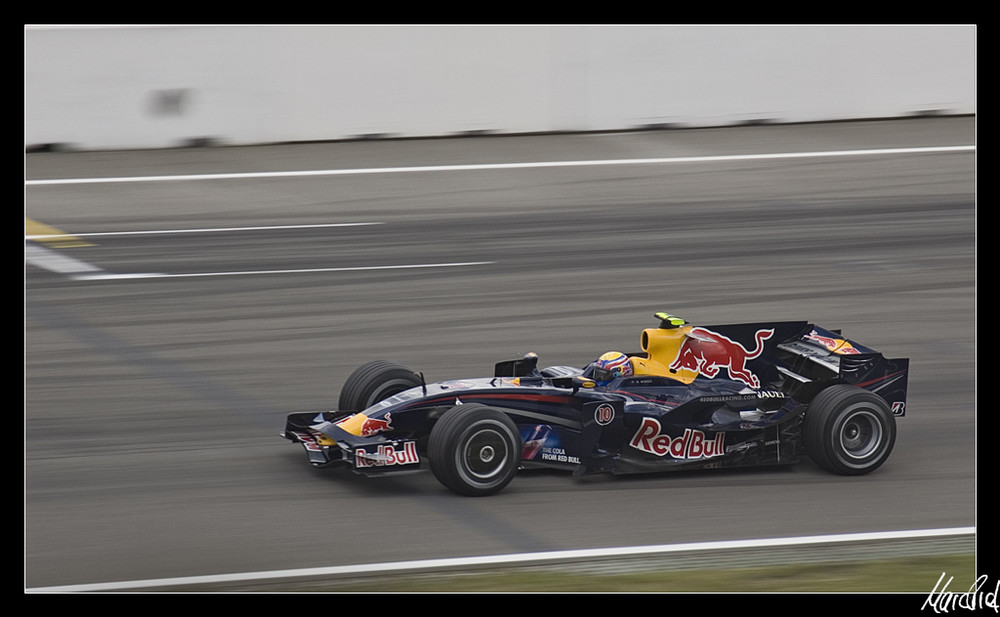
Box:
left=281, top=412, right=422, bottom=474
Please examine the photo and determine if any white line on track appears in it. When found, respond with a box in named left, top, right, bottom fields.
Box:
left=25, top=526, right=974, bottom=592
left=24, top=240, right=493, bottom=281
left=25, top=223, right=491, bottom=280
left=24, top=145, right=975, bottom=186
left=74, top=261, right=496, bottom=281
left=24, top=221, right=383, bottom=240
left=24, top=242, right=106, bottom=278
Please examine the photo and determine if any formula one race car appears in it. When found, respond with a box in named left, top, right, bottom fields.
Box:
left=281, top=313, right=908, bottom=496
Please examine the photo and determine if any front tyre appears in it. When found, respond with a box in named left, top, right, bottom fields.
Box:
left=429, top=404, right=521, bottom=496
left=804, top=384, right=896, bottom=475
left=337, top=360, right=423, bottom=412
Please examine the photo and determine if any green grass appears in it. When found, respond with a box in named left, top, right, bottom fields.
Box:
left=316, top=553, right=976, bottom=593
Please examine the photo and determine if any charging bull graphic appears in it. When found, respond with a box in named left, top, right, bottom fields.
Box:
left=804, top=329, right=861, bottom=355
left=669, top=327, right=774, bottom=388
left=359, top=414, right=393, bottom=436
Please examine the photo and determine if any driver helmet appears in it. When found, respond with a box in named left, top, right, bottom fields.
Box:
left=592, top=351, right=633, bottom=384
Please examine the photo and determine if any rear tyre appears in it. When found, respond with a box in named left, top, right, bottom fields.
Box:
left=337, top=360, right=423, bottom=412
left=804, top=384, right=896, bottom=475
left=429, top=404, right=521, bottom=496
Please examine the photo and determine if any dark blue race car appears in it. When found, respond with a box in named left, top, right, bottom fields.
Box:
left=281, top=313, right=908, bottom=496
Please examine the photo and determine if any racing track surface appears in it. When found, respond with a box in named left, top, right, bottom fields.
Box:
left=25, top=117, right=977, bottom=590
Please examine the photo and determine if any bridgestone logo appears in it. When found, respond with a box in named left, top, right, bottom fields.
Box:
left=629, top=418, right=725, bottom=459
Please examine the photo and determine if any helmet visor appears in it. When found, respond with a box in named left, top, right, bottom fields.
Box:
left=592, top=367, right=619, bottom=382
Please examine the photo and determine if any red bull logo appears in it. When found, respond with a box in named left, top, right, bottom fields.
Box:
left=629, top=417, right=725, bottom=459
left=355, top=441, right=419, bottom=468
left=669, top=327, right=773, bottom=388
left=805, top=329, right=861, bottom=355
left=336, top=412, right=394, bottom=437
left=359, top=413, right=393, bottom=436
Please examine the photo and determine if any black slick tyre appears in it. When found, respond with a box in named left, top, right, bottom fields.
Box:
left=428, top=404, right=521, bottom=496
left=337, top=360, right=423, bottom=412
left=804, top=384, right=896, bottom=475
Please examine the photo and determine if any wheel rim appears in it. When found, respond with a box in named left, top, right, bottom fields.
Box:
left=460, top=424, right=511, bottom=483
left=839, top=409, right=883, bottom=460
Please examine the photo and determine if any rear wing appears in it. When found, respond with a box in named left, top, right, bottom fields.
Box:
left=774, top=325, right=908, bottom=416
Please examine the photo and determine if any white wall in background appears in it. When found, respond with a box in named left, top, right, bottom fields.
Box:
left=24, top=25, right=976, bottom=150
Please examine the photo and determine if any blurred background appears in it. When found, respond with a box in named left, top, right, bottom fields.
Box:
left=25, top=25, right=977, bottom=593
left=25, top=24, right=975, bottom=150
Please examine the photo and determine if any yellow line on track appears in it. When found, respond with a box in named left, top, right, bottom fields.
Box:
left=24, top=218, right=93, bottom=247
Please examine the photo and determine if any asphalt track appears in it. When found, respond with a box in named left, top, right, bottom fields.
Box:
left=25, top=117, right=977, bottom=591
